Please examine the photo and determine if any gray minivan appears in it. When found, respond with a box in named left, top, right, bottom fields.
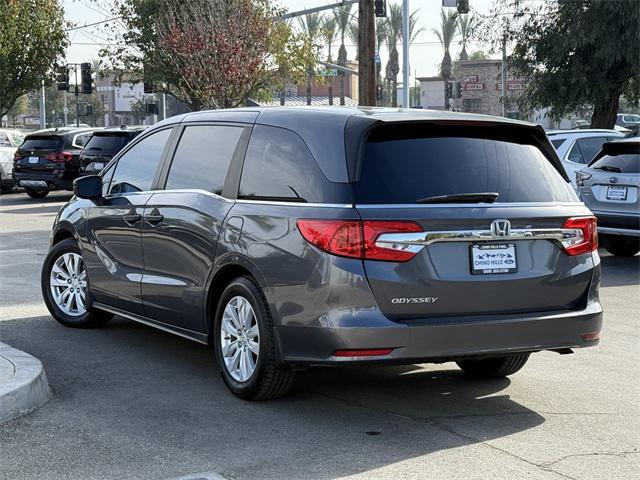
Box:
left=42, top=107, right=602, bottom=400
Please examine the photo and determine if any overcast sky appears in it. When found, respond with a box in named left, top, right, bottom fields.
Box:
left=63, top=0, right=498, bottom=86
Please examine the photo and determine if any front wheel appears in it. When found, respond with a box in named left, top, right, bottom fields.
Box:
left=41, top=238, right=113, bottom=328
left=601, top=235, right=639, bottom=257
left=25, top=187, right=49, bottom=198
left=213, top=277, right=294, bottom=400
left=456, top=353, right=530, bottom=378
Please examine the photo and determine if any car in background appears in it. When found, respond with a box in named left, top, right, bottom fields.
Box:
left=547, top=129, right=625, bottom=185
left=616, top=113, right=640, bottom=130
left=79, top=126, right=145, bottom=174
left=576, top=138, right=640, bottom=256
left=12, top=128, right=98, bottom=198
left=0, top=128, right=25, bottom=193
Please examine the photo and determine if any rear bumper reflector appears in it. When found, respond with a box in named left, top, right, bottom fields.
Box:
left=333, top=348, right=394, bottom=357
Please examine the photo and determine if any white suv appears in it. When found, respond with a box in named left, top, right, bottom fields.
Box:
left=547, top=129, right=624, bottom=186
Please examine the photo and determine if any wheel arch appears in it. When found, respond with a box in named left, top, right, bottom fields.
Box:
left=51, top=223, right=80, bottom=247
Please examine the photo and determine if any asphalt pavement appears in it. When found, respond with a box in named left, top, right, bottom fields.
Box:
left=0, top=190, right=638, bottom=480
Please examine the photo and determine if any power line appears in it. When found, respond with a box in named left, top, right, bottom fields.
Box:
left=65, top=16, right=122, bottom=32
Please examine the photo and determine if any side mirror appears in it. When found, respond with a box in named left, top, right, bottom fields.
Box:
left=73, top=175, right=102, bottom=200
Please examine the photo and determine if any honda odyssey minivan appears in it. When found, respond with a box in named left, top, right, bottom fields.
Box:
left=41, top=107, right=603, bottom=400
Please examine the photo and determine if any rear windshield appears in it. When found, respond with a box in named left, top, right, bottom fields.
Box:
left=354, top=126, right=577, bottom=204
left=591, top=153, right=640, bottom=173
left=20, top=136, right=64, bottom=150
left=84, top=133, right=135, bottom=156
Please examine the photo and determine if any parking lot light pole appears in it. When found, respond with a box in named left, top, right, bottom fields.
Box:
left=402, top=0, right=409, bottom=108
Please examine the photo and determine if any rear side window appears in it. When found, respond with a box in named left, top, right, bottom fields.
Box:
left=109, top=128, right=172, bottom=194
left=165, top=125, right=244, bottom=195
left=354, top=126, right=576, bottom=204
left=574, top=137, right=609, bottom=163
left=20, top=136, right=63, bottom=150
left=239, top=125, right=332, bottom=202
left=72, top=133, right=92, bottom=148
left=84, top=133, right=134, bottom=156
left=550, top=138, right=565, bottom=149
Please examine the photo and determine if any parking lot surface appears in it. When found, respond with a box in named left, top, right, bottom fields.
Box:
left=0, top=190, right=638, bottom=480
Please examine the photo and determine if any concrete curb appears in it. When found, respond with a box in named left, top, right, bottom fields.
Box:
left=0, top=342, right=51, bottom=424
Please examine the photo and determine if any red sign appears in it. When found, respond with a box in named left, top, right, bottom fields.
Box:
left=465, top=82, right=485, bottom=91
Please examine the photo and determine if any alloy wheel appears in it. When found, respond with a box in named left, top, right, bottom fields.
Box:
left=49, top=252, right=87, bottom=317
left=220, top=295, right=260, bottom=382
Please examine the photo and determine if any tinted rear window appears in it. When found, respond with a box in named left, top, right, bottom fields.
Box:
left=550, top=138, right=566, bottom=149
left=20, top=136, right=63, bottom=150
left=591, top=153, right=640, bottom=173
left=84, top=133, right=134, bottom=156
left=354, top=126, right=576, bottom=204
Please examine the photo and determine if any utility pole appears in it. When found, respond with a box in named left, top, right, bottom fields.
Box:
left=358, top=0, right=376, bottom=106
left=501, top=34, right=507, bottom=117
left=73, top=65, right=80, bottom=127
left=63, top=90, right=68, bottom=126
left=401, top=0, right=409, bottom=108
left=39, top=80, right=46, bottom=129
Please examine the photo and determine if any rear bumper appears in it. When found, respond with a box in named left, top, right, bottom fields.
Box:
left=277, top=302, right=603, bottom=365
left=14, top=172, right=73, bottom=190
left=593, top=211, right=640, bottom=237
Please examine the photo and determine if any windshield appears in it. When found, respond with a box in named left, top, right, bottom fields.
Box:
left=591, top=152, right=640, bottom=174
left=354, top=125, right=577, bottom=204
left=84, top=133, right=134, bottom=156
left=19, top=136, right=64, bottom=150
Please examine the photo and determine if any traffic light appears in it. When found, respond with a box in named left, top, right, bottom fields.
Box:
left=376, top=84, right=383, bottom=101
left=80, top=62, right=92, bottom=94
left=457, top=0, right=470, bottom=14
left=146, top=103, right=159, bottom=115
left=446, top=81, right=453, bottom=99
left=455, top=82, right=463, bottom=98
left=84, top=105, right=93, bottom=116
left=56, top=65, right=68, bottom=91
left=374, top=0, right=387, bottom=17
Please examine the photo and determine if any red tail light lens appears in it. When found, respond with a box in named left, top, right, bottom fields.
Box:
left=334, top=348, right=394, bottom=357
left=13, top=152, right=22, bottom=162
left=45, top=151, right=73, bottom=163
left=296, top=219, right=423, bottom=262
left=562, top=216, right=598, bottom=256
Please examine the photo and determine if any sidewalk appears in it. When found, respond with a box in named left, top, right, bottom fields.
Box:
left=0, top=342, right=51, bottom=423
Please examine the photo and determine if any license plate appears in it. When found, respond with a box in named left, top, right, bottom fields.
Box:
left=92, top=162, right=104, bottom=170
left=606, top=186, right=627, bottom=201
left=28, top=156, right=39, bottom=164
left=470, top=243, right=517, bottom=275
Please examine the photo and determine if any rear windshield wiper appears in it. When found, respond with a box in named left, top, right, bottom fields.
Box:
left=593, top=165, right=622, bottom=173
left=416, top=192, right=500, bottom=204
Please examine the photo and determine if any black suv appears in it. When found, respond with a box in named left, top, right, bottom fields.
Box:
left=13, top=128, right=98, bottom=198
left=42, top=108, right=602, bottom=400
left=79, top=126, right=145, bottom=175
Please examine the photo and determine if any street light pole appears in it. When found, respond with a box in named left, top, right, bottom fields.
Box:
left=402, top=0, right=409, bottom=108
left=501, top=34, right=507, bottom=117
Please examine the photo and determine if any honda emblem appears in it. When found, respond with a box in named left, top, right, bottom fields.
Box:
left=490, top=219, right=511, bottom=238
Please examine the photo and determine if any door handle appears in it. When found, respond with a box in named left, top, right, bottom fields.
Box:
left=122, top=213, right=142, bottom=225
left=144, top=213, right=164, bottom=225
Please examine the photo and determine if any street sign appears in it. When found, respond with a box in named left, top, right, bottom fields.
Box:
left=318, top=69, right=338, bottom=77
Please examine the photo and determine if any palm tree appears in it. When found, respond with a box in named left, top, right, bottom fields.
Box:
left=322, top=16, right=338, bottom=105
left=334, top=4, right=353, bottom=105
left=298, top=13, right=324, bottom=105
left=433, top=8, right=459, bottom=108
left=375, top=17, right=388, bottom=103
left=458, top=14, right=475, bottom=61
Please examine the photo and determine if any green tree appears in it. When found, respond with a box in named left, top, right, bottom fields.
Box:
left=298, top=12, right=324, bottom=105
left=321, top=16, right=338, bottom=104
left=433, top=9, right=459, bottom=80
left=487, top=0, right=640, bottom=128
left=0, top=0, right=67, bottom=117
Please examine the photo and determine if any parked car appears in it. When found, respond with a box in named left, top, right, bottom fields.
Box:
left=12, top=128, right=99, bottom=198
left=0, top=128, right=25, bottom=193
left=547, top=129, right=625, bottom=185
left=79, top=126, right=145, bottom=174
left=41, top=108, right=602, bottom=400
left=576, top=138, right=639, bottom=256
left=616, top=113, right=640, bottom=129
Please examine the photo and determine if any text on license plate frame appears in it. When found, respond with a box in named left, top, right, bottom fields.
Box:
left=470, top=243, right=518, bottom=275
left=606, top=185, right=627, bottom=201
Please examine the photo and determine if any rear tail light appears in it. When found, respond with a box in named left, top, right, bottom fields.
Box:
left=45, top=151, right=73, bottom=163
left=575, top=171, right=592, bottom=187
left=296, top=219, right=423, bottom=262
left=13, top=152, right=22, bottom=162
left=562, top=216, right=598, bottom=256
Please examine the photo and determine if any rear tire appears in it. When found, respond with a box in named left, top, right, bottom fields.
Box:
left=41, top=238, right=113, bottom=328
left=456, top=353, right=530, bottom=377
left=213, top=276, right=294, bottom=400
left=25, top=187, right=49, bottom=198
left=0, top=182, right=14, bottom=193
left=601, top=235, right=639, bottom=257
